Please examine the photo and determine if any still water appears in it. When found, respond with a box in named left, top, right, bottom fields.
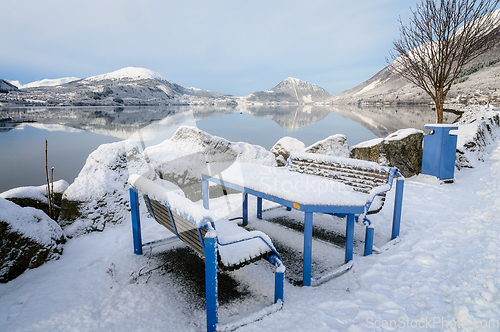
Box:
left=0, top=105, right=457, bottom=192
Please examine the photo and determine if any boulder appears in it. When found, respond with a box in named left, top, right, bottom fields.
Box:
left=304, top=134, right=350, bottom=158
left=350, top=129, right=424, bottom=177
left=59, top=140, right=154, bottom=237
left=145, top=126, right=276, bottom=201
left=0, top=180, right=69, bottom=221
left=0, top=197, right=66, bottom=283
left=270, top=137, right=305, bottom=166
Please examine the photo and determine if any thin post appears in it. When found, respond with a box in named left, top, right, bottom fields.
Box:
left=202, top=177, right=209, bottom=210
left=45, top=139, right=53, bottom=219
left=204, top=234, right=218, bottom=332
left=130, top=188, right=143, bottom=255
left=242, top=193, right=248, bottom=226
left=257, top=197, right=262, bottom=219
left=392, top=179, right=404, bottom=239
left=345, top=214, right=355, bottom=263
left=302, top=212, right=313, bottom=286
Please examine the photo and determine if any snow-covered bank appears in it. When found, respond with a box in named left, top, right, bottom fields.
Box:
left=1, top=106, right=500, bottom=331
left=1, top=133, right=500, bottom=331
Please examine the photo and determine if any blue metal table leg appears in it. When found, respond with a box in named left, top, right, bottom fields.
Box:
left=257, top=197, right=263, bottom=219
left=202, top=178, right=209, bottom=210
left=345, top=214, right=354, bottom=263
left=242, top=193, right=248, bottom=226
left=392, top=179, right=404, bottom=239
left=130, top=188, right=143, bottom=255
left=364, top=226, right=374, bottom=256
left=303, top=212, right=313, bottom=286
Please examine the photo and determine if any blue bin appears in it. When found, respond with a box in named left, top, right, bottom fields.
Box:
left=421, top=124, right=458, bottom=181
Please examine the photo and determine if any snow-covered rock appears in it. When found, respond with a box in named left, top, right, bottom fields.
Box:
left=351, top=128, right=425, bottom=177
left=454, top=111, right=500, bottom=168
left=304, top=134, right=350, bottom=158
left=145, top=126, right=276, bottom=200
left=59, top=140, right=155, bottom=237
left=270, top=136, right=306, bottom=166
left=1, top=180, right=69, bottom=220
left=0, top=197, right=65, bottom=283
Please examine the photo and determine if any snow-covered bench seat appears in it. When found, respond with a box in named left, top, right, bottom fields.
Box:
left=201, top=155, right=404, bottom=287
left=128, top=174, right=285, bottom=332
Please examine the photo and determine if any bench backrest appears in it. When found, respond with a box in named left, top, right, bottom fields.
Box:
left=288, top=152, right=397, bottom=214
left=144, top=195, right=207, bottom=256
left=288, top=154, right=390, bottom=194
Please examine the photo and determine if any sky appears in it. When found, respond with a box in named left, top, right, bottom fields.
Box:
left=1, top=0, right=420, bottom=96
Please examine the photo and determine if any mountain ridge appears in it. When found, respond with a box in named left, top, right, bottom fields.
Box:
left=242, top=77, right=330, bottom=104
left=330, top=16, right=500, bottom=106
left=1, top=69, right=330, bottom=106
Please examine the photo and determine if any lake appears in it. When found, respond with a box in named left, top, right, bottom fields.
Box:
left=0, top=105, right=458, bottom=193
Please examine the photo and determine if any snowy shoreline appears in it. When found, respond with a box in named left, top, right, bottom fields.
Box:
left=1, top=105, right=500, bottom=331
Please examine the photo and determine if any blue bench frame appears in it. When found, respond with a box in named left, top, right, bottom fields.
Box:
left=129, top=187, right=285, bottom=332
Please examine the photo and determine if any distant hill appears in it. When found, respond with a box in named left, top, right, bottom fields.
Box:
left=243, top=77, right=330, bottom=104
left=0, top=79, right=19, bottom=93
left=331, top=18, right=500, bottom=106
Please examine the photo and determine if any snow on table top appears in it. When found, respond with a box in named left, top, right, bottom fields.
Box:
left=128, top=174, right=277, bottom=267
left=204, top=162, right=369, bottom=207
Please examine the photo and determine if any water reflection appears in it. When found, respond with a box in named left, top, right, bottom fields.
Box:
left=0, top=104, right=459, bottom=140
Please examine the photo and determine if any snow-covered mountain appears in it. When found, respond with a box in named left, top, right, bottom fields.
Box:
left=83, top=67, right=164, bottom=82
left=331, top=17, right=500, bottom=106
left=244, top=77, right=330, bottom=104
left=1, top=67, right=235, bottom=106
left=1, top=69, right=330, bottom=107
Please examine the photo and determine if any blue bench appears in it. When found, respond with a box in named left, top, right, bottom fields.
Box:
left=287, top=152, right=404, bottom=252
left=128, top=174, right=285, bottom=332
left=202, top=153, right=404, bottom=286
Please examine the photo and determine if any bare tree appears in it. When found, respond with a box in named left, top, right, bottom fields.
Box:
left=388, top=0, right=500, bottom=123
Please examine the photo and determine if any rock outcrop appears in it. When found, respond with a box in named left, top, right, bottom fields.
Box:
left=1, top=180, right=69, bottom=221
left=145, top=126, right=276, bottom=201
left=0, top=198, right=66, bottom=283
left=59, top=140, right=154, bottom=236
left=350, top=129, right=425, bottom=177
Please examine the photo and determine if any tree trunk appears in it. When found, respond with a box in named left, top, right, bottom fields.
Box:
left=436, top=102, right=444, bottom=124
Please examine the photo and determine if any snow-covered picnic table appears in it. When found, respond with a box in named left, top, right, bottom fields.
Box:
left=202, top=162, right=369, bottom=286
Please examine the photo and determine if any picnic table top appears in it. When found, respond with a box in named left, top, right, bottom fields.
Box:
left=203, top=162, right=370, bottom=208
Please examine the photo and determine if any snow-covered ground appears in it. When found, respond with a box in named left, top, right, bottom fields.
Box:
left=2, top=115, right=500, bottom=331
